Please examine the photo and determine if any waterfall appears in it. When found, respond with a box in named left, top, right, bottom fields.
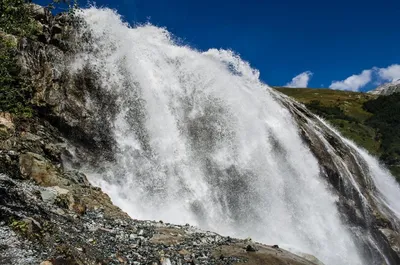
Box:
left=68, top=7, right=400, bottom=265
left=316, top=117, right=400, bottom=220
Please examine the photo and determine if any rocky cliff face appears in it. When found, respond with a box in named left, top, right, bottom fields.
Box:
left=17, top=5, right=118, bottom=163
left=0, top=5, right=321, bottom=265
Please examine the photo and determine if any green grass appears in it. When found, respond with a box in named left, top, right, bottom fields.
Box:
left=275, top=87, right=381, bottom=155
left=275, top=87, right=376, bottom=121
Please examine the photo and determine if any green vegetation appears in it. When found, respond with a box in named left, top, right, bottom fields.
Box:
left=0, top=0, right=40, bottom=37
left=9, top=217, right=45, bottom=241
left=0, top=0, right=38, bottom=117
left=364, top=93, right=400, bottom=178
left=276, top=87, right=400, bottom=181
left=0, top=34, right=33, bottom=117
left=9, top=218, right=29, bottom=234
left=275, top=87, right=380, bottom=153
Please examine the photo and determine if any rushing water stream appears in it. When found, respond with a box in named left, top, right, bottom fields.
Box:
left=69, top=7, right=400, bottom=265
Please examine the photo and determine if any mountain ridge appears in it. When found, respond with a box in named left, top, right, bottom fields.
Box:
left=368, top=79, right=400, bottom=95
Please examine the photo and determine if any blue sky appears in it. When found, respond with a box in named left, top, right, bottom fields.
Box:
left=35, top=0, right=400, bottom=91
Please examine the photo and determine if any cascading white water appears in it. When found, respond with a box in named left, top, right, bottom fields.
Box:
left=68, top=7, right=399, bottom=265
left=317, top=118, right=400, bottom=220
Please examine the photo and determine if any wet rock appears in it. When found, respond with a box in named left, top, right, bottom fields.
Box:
left=63, top=170, right=90, bottom=186
left=381, top=229, right=400, bottom=256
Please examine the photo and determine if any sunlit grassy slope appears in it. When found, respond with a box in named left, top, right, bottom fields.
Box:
left=275, top=87, right=380, bottom=155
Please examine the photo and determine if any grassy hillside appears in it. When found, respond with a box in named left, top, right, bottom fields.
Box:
left=275, top=87, right=400, bottom=181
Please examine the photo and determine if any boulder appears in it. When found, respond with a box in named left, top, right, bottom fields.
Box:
left=40, top=186, right=69, bottom=203
left=19, top=152, right=60, bottom=186
left=63, top=170, right=90, bottom=186
left=0, top=113, right=14, bottom=140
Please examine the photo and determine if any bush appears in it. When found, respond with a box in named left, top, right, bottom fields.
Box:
left=0, top=0, right=39, bottom=37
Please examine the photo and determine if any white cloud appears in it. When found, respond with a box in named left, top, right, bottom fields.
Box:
left=329, top=70, right=372, bottom=91
left=377, top=64, right=400, bottom=82
left=286, top=71, right=313, bottom=88
left=327, top=64, right=400, bottom=92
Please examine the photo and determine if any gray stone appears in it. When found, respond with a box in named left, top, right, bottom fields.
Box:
left=63, top=170, right=90, bottom=186
left=40, top=188, right=57, bottom=203
left=40, top=186, right=68, bottom=203
left=29, top=4, right=47, bottom=21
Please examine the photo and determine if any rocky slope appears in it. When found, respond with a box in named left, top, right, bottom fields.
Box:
left=368, top=79, right=400, bottom=95
left=0, top=4, right=321, bottom=265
